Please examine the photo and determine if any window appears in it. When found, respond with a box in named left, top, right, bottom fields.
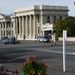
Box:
left=1, top=31, right=2, bottom=35
left=17, top=22, right=19, bottom=34
left=38, top=27, right=40, bottom=34
left=4, top=30, right=5, bottom=36
left=53, top=16, right=56, bottom=23
left=7, top=24, right=8, bottom=28
left=9, top=24, right=11, bottom=28
left=60, top=16, right=62, bottom=20
left=7, top=30, right=11, bottom=36
left=37, top=15, right=39, bottom=23
left=12, top=30, right=13, bottom=35
left=3, top=22, right=5, bottom=28
left=4, top=24, right=5, bottom=28
left=47, top=16, right=50, bottom=23
left=12, top=23, right=13, bottom=27
left=1, top=23, right=2, bottom=28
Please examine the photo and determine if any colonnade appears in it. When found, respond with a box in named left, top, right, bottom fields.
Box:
left=0, top=22, right=13, bottom=38
left=15, top=15, right=39, bottom=40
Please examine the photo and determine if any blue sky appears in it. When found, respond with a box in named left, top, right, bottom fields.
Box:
left=0, top=0, right=75, bottom=16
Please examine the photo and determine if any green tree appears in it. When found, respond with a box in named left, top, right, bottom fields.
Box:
left=54, top=16, right=75, bottom=37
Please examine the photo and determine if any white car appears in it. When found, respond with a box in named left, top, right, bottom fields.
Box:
left=37, top=36, right=49, bottom=42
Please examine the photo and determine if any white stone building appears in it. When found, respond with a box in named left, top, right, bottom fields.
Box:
left=0, top=13, right=12, bottom=39
left=0, top=5, right=69, bottom=40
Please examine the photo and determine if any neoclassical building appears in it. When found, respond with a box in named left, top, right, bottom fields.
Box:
left=0, top=5, right=69, bottom=40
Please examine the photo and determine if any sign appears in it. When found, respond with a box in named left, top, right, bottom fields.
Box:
left=43, top=23, right=53, bottom=31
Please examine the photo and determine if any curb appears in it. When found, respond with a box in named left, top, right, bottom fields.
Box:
left=59, top=37, right=75, bottom=42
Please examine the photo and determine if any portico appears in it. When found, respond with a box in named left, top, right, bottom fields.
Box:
left=14, top=15, right=39, bottom=40
left=0, top=14, right=12, bottom=39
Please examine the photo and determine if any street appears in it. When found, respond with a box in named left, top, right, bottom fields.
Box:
left=0, top=40, right=75, bottom=75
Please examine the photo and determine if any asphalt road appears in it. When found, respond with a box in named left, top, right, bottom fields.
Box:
left=0, top=40, right=75, bottom=75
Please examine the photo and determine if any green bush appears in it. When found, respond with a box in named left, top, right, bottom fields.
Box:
left=21, top=56, right=48, bottom=75
left=54, top=16, right=75, bottom=37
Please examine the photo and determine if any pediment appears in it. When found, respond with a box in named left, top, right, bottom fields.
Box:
left=0, top=14, right=5, bottom=18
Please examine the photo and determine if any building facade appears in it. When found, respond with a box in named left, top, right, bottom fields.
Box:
left=0, top=14, right=12, bottom=39
left=0, top=5, right=69, bottom=40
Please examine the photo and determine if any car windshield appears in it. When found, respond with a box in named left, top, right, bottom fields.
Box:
left=43, top=36, right=48, bottom=38
left=1, top=37, right=7, bottom=40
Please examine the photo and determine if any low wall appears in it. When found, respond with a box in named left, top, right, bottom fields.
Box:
left=59, top=37, right=75, bottom=42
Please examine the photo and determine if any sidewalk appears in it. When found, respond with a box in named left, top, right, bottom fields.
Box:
left=59, top=37, right=75, bottom=41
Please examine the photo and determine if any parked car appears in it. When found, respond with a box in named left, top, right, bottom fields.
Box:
left=3, top=37, right=20, bottom=44
left=1, top=37, right=8, bottom=40
left=37, top=36, right=49, bottom=42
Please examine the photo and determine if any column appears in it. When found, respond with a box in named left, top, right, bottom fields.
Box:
left=27, top=16, right=29, bottom=38
left=0, top=23, right=2, bottom=37
left=31, top=15, right=33, bottom=38
left=4, top=22, right=5, bottom=36
left=0, top=22, right=1, bottom=39
left=10, top=22, right=12, bottom=36
left=35, top=15, right=37, bottom=38
left=24, top=16, right=26, bottom=39
left=24, top=16, right=26, bottom=35
left=29, top=15, right=32, bottom=39
left=13, top=19, right=16, bottom=37
left=22, top=16, right=24, bottom=34
left=20, top=16, right=22, bottom=38
left=22, top=16, right=25, bottom=39
left=2, top=22, right=4, bottom=37
left=33, top=15, right=36, bottom=39
left=25, top=16, right=28, bottom=38
left=5, top=22, right=7, bottom=37
left=19, top=16, right=22, bottom=35
left=15, top=17, right=18, bottom=37
left=40, top=15, right=44, bottom=36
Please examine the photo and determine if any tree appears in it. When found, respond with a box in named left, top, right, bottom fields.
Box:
left=54, top=16, right=75, bottom=37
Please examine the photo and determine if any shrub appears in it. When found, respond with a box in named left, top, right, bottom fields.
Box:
left=21, top=56, right=48, bottom=75
left=0, top=64, right=8, bottom=75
